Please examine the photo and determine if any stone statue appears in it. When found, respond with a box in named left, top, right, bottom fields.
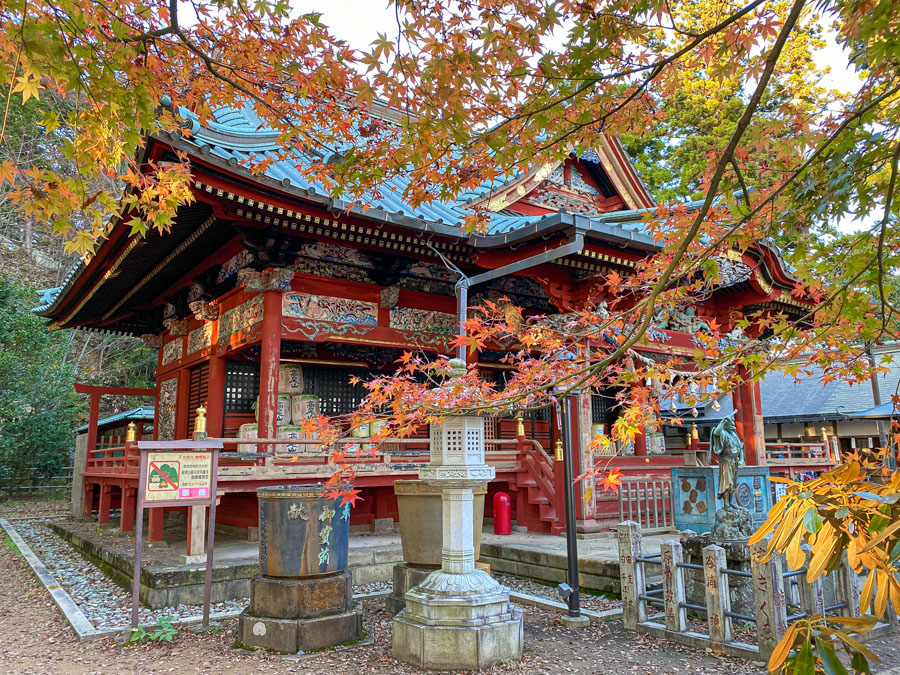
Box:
left=708, top=413, right=753, bottom=541
left=708, top=413, right=744, bottom=508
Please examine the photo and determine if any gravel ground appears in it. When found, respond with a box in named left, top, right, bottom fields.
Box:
left=493, top=572, right=620, bottom=612
left=9, top=518, right=392, bottom=630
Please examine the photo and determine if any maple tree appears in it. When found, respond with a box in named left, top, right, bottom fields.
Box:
left=2, top=1, right=900, bottom=669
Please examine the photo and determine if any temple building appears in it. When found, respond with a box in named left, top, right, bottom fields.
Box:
left=36, top=103, right=829, bottom=544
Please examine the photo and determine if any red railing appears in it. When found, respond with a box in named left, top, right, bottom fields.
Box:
left=84, top=442, right=140, bottom=474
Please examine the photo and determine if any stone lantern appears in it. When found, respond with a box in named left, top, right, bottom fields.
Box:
left=392, top=359, right=523, bottom=670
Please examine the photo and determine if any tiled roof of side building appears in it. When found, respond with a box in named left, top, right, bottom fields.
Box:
left=687, top=349, right=900, bottom=425
left=75, top=406, right=155, bottom=434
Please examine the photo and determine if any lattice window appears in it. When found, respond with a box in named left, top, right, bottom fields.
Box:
left=224, top=361, right=260, bottom=413
left=483, top=416, right=499, bottom=439
left=303, top=365, right=369, bottom=416
left=591, top=391, right=620, bottom=426
left=446, top=429, right=463, bottom=454
left=187, top=362, right=209, bottom=433
left=466, top=428, right=482, bottom=452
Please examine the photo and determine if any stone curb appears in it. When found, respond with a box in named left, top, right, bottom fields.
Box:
left=2, top=518, right=392, bottom=641
left=509, top=590, right=622, bottom=624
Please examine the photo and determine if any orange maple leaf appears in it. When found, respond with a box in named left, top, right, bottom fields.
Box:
left=599, top=468, right=624, bottom=494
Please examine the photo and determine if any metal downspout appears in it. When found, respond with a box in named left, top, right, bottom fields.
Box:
left=454, top=229, right=586, bottom=360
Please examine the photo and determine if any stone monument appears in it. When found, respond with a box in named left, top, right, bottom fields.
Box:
left=386, top=479, right=488, bottom=615
left=237, top=485, right=362, bottom=653
left=392, top=359, right=523, bottom=670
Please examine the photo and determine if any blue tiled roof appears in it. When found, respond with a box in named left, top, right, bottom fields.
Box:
left=75, top=406, right=155, bottom=434
left=682, top=350, right=900, bottom=425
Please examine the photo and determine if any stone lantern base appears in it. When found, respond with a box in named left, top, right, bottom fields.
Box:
left=237, top=570, right=363, bottom=653
left=392, top=570, right=523, bottom=670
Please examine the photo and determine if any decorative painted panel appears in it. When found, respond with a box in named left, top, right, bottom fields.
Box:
left=157, top=377, right=177, bottom=441
left=671, top=466, right=772, bottom=533
left=162, top=339, right=183, bottom=365
left=389, top=307, right=456, bottom=334
left=218, top=295, right=263, bottom=344
left=282, top=293, right=378, bottom=326
left=187, top=323, right=213, bottom=354
left=298, top=242, right=373, bottom=268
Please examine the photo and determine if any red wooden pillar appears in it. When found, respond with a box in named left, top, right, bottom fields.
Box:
left=120, top=485, right=135, bottom=532
left=98, top=483, right=112, bottom=524
left=258, top=290, right=283, bottom=453
left=731, top=389, right=745, bottom=449
left=148, top=508, right=164, bottom=542
left=85, top=392, right=100, bottom=460
left=206, top=355, right=226, bottom=437
left=741, top=380, right=765, bottom=466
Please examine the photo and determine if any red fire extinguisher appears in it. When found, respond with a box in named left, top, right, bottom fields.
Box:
left=493, top=492, right=511, bottom=535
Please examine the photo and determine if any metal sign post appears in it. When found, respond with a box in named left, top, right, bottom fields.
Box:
left=131, top=440, right=222, bottom=630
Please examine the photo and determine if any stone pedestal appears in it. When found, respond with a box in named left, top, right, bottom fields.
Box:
left=386, top=563, right=434, bottom=616
left=711, top=505, right=753, bottom=541
left=393, top=569, right=523, bottom=670
left=237, top=486, right=362, bottom=653
left=392, top=397, right=523, bottom=670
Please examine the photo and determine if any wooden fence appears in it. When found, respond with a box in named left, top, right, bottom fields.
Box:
left=617, top=478, right=675, bottom=533
left=616, top=521, right=895, bottom=662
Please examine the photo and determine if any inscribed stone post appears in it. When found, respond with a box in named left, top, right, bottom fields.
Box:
left=661, top=541, right=686, bottom=633
left=617, top=521, right=645, bottom=629
left=703, top=544, right=731, bottom=644
left=750, top=538, right=788, bottom=661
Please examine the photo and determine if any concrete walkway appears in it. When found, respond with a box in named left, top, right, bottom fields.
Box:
left=53, top=516, right=674, bottom=605
left=481, top=529, right=673, bottom=593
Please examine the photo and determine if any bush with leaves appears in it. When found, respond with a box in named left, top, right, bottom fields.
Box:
left=127, top=616, right=177, bottom=644
left=750, top=445, right=900, bottom=673
left=0, top=278, right=81, bottom=489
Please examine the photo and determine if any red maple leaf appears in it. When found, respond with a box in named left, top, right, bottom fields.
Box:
left=599, top=468, right=624, bottom=494
left=338, top=488, right=362, bottom=508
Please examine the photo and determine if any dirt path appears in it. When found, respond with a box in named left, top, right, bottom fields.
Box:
left=2, top=499, right=899, bottom=674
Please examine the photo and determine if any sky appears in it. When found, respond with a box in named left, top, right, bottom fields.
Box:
left=292, top=1, right=863, bottom=93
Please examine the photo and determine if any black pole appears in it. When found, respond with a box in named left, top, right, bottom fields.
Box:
left=560, top=396, right=581, bottom=618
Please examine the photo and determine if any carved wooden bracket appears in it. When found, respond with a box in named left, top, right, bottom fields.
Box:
left=189, top=299, right=218, bottom=322
left=237, top=267, right=294, bottom=292
left=379, top=286, right=400, bottom=309
left=139, top=334, right=164, bottom=349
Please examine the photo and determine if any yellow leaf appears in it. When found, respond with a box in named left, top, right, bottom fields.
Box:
left=767, top=623, right=798, bottom=673
left=826, top=615, right=877, bottom=633
left=786, top=534, right=806, bottom=570
left=12, top=75, right=41, bottom=103
left=831, top=629, right=880, bottom=663
left=806, top=526, right=837, bottom=581
left=749, top=501, right=789, bottom=545
left=874, top=570, right=888, bottom=618
left=860, top=570, right=875, bottom=615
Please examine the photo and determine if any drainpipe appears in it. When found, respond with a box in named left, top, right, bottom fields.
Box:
left=866, top=348, right=890, bottom=456
left=454, top=228, right=586, bottom=360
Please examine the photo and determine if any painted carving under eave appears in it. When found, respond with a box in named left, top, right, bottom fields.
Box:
left=218, top=295, right=264, bottom=344
left=389, top=307, right=457, bottom=334
left=283, top=292, right=378, bottom=326
left=162, top=339, right=183, bottom=365
left=187, top=323, right=214, bottom=354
